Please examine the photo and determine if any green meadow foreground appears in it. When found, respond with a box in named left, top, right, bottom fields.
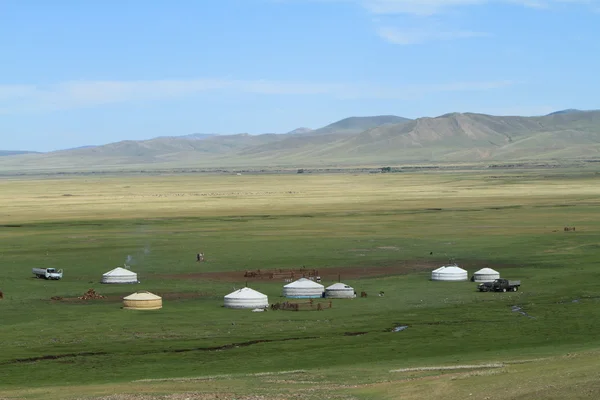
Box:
left=1, top=170, right=600, bottom=399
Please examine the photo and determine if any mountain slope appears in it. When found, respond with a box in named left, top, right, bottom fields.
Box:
left=1, top=111, right=600, bottom=172
left=303, top=115, right=411, bottom=136
left=305, top=111, right=600, bottom=162
left=0, top=150, right=39, bottom=157
left=287, top=127, right=313, bottom=135
left=48, top=133, right=286, bottom=164
left=175, top=133, right=220, bottom=140
left=546, top=109, right=585, bottom=116
left=238, top=115, right=412, bottom=157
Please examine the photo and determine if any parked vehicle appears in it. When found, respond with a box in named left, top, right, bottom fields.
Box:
left=32, top=268, right=63, bottom=280
left=477, top=281, right=494, bottom=292
left=478, top=279, right=520, bottom=292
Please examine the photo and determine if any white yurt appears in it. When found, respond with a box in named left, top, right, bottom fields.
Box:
left=325, top=283, right=356, bottom=299
left=472, top=268, right=500, bottom=283
left=101, top=267, right=138, bottom=284
left=122, top=291, right=162, bottom=310
left=431, top=265, right=468, bottom=281
left=283, top=278, right=324, bottom=298
left=224, top=287, right=269, bottom=309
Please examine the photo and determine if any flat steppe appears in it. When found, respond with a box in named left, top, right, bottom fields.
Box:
left=1, top=169, right=600, bottom=399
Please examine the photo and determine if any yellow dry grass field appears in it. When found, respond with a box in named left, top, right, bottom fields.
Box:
left=2, top=173, right=600, bottom=224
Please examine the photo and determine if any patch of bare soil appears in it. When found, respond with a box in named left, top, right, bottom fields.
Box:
left=51, top=296, right=115, bottom=303
left=159, top=260, right=519, bottom=282
left=159, top=292, right=212, bottom=301
left=389, top=364, right=505, bottom=373
left=50, top=292, right=210, bottom=303
left=79, top=289, right=106, bottom=300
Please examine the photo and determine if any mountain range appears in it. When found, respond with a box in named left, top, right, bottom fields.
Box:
left=1, top=110, right=600, bottom=172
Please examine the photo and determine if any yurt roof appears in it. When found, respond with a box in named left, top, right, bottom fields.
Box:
left=326, top=282, right=353, bottom=290
left=284, top=278, right=324, bottom=289
left=475, top=267, right=499, bottom=274
left=224, top=287, right=267, bottom=299
left=103, top=267, right=137, bottom=276
left=123, top=291, right=161, bottom=301
left=437, top=265, right=467, bottom=273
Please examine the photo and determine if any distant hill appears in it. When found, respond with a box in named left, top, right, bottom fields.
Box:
left=309, top=111, right=600, bottom=162
left=61, top=145, right=98, bottom=151
left=287, top=127, right=313, bottom=135
left=50, top=133, right=283, bottom=160
left=305, top=115, right=411, bottom=136
left=236, top=115, right=413, bottom=158
left=1, top=111, right=600, bottom=172
left=176, top=133, right=220, bottom=140
left=0, top=150, right=39, bottom=157
left=546, top=109, right=585, bottom=116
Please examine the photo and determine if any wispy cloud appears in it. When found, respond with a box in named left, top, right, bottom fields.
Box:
left=363, top=0, right=487, bottom=16
left=295, top=0, right=596, bottom=44
left=284, top=0, right=596, bottom=14
left=361, top=0, right=595, bottom=15
left=0, top=78, right=515, bottom=114
left=377, top=26, right=488, bottom=44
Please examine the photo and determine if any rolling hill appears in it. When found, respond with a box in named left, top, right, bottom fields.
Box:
left=298, top=115, right=411, bottom=136
left=1, top=111, right=600, bottom=172
left=0, top=150, right=39, bottom=157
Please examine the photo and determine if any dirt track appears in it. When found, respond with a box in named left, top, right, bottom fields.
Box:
left=51, top=292, right=211, bottom=303
left=158, top=260, right=519, bottom=282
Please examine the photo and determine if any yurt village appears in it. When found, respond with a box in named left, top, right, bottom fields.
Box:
left=35, top=255, right=508, bottom=313
left=120, top=262, right=487, bottom=312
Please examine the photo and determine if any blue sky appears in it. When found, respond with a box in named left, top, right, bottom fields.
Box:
left=1, top=0, right=599, bottom=151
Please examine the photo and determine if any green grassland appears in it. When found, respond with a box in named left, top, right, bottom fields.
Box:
left=1, top=170, right=600, bottom=399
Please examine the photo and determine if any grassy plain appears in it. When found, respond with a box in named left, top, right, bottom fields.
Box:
left=1, top=169, right=600, bottom=399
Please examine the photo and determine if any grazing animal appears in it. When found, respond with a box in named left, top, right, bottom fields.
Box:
left=0, top=290, right=3, bottom=299
left=361, top=291, right=368, bottom=298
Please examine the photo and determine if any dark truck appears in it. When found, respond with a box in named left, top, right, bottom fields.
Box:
left=478, top=279, right=521, bottom=292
